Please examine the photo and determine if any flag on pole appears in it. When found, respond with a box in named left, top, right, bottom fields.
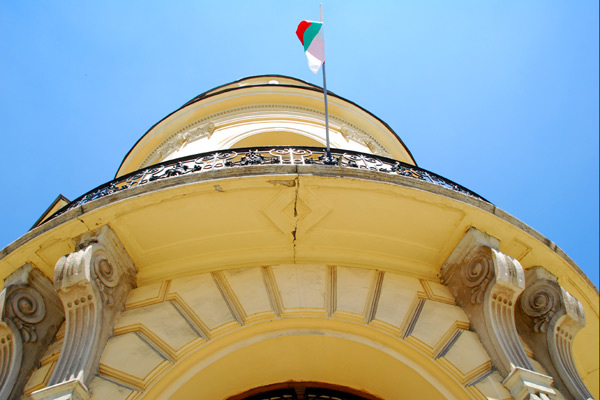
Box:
left=296, top=21, right=325, bottom=74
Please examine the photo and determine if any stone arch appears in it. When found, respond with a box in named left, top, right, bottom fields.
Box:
left=24, top=264, right=510, bottom=399
left=142, top=320, right=471, bottom=400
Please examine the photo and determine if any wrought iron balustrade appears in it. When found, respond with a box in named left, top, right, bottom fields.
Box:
left=43, top=146, right=488, bottom=224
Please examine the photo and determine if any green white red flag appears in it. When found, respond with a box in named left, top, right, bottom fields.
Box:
left=296, top=20, right=325, bottom=74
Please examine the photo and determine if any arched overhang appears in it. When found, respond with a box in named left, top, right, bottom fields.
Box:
left=140, top=319, right=476, bottom=400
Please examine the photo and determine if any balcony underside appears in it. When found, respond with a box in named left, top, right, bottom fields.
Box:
left=2, top=162, right=598, bottom=395
left=0, top=163, right=585, bottom=292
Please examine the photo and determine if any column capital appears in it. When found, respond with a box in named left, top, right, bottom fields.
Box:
left=0, top=264, right=64, bottom=400
left=516, top=266, right=593, bottom=400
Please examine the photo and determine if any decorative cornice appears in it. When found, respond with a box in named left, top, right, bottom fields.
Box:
left=0, top=264, right=64, bottom=400
left=516, top=266, right=593, bottom=400
left=33, top=226, right=136, bottom=399
left=441, top=228, right=556, bottom=399
left=140, top=104, right=391, bottom=168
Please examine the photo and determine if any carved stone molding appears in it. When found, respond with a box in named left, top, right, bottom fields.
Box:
left=30, top=379, right=90, bottom=400
left=340, top=125, right=389, bottom=157
left=516, top=266, right=593, bottom=400
left=503, top=368, right=556, bottom=400
left=151, top=121, right=216, bottom=164
left=441, top=228, right=556, bottom=399
left=33, top=226, right=136, bottom=400
left=0, top=263, right=64, bottom=400
left=139, top=104, right=394, bottom=168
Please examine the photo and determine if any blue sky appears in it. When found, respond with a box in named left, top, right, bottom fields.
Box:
left=0, top=1, right=598, bottom=285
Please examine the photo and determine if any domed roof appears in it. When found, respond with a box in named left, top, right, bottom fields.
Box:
left=116, top=75, right=416, bottom=178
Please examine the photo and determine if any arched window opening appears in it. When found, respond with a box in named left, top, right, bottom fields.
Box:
left=228, top=382, right=382, bottom=400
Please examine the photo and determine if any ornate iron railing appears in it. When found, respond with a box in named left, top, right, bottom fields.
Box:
left=43, top=146, right=488, bottom=224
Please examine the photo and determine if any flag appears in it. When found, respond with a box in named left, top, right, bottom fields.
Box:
left=296, top=21, right=325, bottom=74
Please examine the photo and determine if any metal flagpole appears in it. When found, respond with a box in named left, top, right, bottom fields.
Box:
left=320, top=4, right=332, bottom=162
left=322, top=65, right=331, bottom=161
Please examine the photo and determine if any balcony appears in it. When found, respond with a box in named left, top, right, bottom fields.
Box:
left=44, top=146, right=487, bottom=225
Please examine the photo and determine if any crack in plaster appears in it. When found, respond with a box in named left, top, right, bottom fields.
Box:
left=291, top=176, right=300, bottom=263
left=75, top=216, right=94, bottom=233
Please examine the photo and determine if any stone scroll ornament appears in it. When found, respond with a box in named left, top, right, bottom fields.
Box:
left=516, top=267, right=594, bottom=400
left=441, top=228, right=556, bottom=400
left=0, top=264, right=64, bottom=400
left=31, top=226, right=136, bottom=400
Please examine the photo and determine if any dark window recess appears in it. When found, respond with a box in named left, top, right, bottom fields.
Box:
left=229, top=382, right=380, bottom=400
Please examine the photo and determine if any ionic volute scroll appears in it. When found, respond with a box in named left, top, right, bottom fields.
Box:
left=0, top=264, right=64, bottom=400
left=461, top=248, right=495, bottom=304
left=516, top=267, right=594, bottom=400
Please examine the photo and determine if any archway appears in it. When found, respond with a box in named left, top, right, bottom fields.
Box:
left=142, top=319, right=471, bottom=400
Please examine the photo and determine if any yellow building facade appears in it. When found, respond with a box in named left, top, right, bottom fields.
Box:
left=0, top=75, right=597, bottom=400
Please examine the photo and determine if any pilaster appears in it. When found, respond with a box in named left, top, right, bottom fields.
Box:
left=516, top=266, right=593, bottom=400
left=0, top=264, right=64, bottom=400
left=441, top=228, right=555, bottom=400
left=32, top=225, right=137, bottom=400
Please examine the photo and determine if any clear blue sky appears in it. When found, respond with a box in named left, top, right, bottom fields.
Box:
left=1, top=1, right=598, bottom=285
